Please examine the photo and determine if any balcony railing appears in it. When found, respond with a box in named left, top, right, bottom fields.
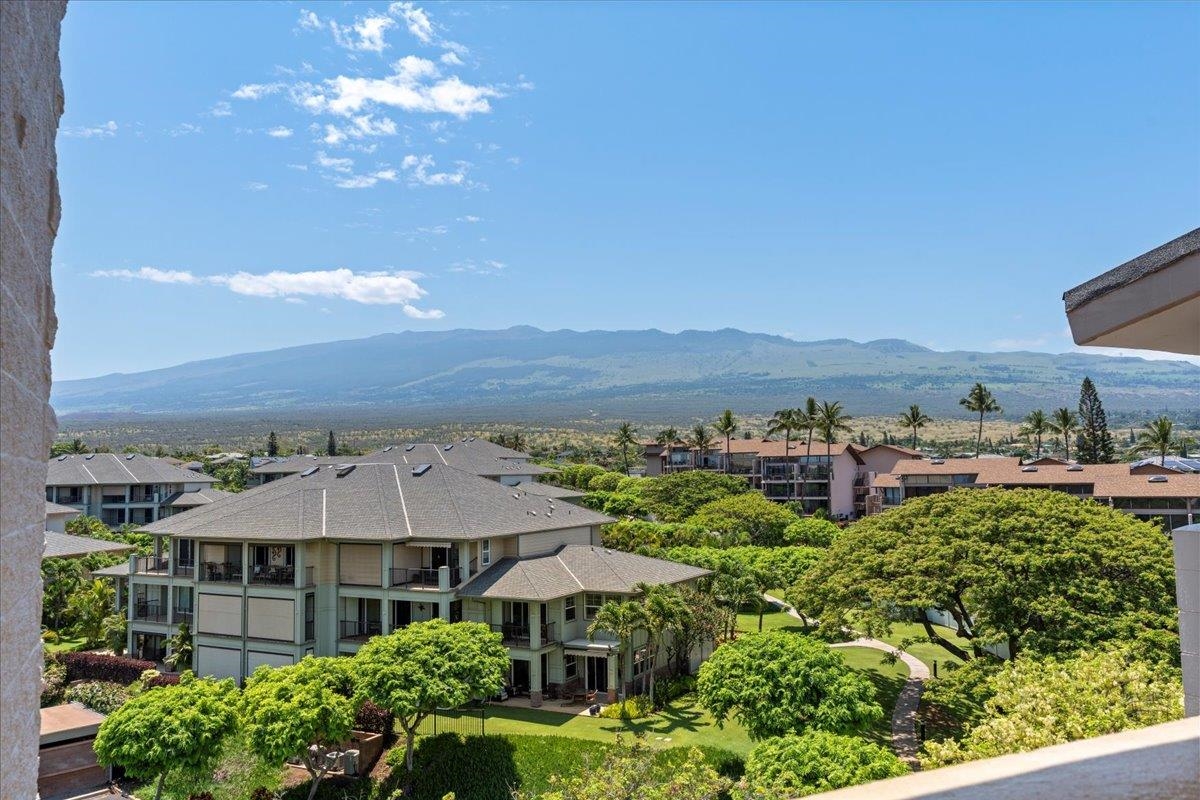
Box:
left=199, top=561, right=243, bottom=583
left=135, top=556, right=169, bottom=574
left=249, top=565, right=296, bottom=585
left=102, top=494, right=126, bottom=504
left=173, top=561, right=195, bottom=577
left=133, top=601, right=167, bottom=623
left=389, top=567, right=441, bottom=589
left=493, top=622, right=557, bottom=648
left=172, top=609, right=193, bottom=626
left=339, top=619, right=383, bottom=640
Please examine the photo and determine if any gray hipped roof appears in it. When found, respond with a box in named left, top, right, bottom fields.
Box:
left=514, top=482, right=586, bottom=500
left=251, top=440, right=554, bottom=480
left=46, top=454, right=217, bottom=487
left=46, top=501, right=82, bottom=517
left=164, top=487, right=233, bottom=508
left=458, top=544, right=711, bottom=601
left=139, top=462, right=612, bottom=542
left=43, top=531, right=136, bottom=560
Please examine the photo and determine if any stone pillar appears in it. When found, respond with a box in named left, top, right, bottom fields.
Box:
left=1173, top=525, right=1200, bottom=717
left=0, top=0, right=63, bottom=758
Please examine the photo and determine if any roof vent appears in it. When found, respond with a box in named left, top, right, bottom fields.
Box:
left=300, top=466, right=319, bottom=478
left=469, top=436, right=476, bottom=441
left=335, top=464, right=356, bottom=478
left=405, top=444, right=416, bottom=452
left=383, top=446, right=393, bottom=452
left=1021, top=466, right=1038, bottom=473
left=931, top=458, right=945, bottom=465
left=1148, top=475, right=1168, bottom=483
left=461, top=437, right=468, bottom=443
left=1066, top=464, right=1084, bottom=472
left=125, top=453, right=136, bottom=460
left=85, top=454, right=95, bottom=460
left=57, top=455, right=67, bottom=461
left=412, top=464, right=432, bottom=477
left=443, top=444, right=454, bottom=451
left=512, top=493, right=521, bottom=499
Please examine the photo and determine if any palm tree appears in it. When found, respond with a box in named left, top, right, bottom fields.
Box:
left=1019, top=409, right=1050, bottom=459
left=767, top=409, right=801, bottom=501
left=587, top=600, right=647, bottom=702
left=1136, top=416, right=1176, bottom=466
left=654, top=427, right=679, bottom=446
left=898, top=405, right=932, bottom=450
left=797, top=398, right=820, bottom=511
left=816, top=402, right=853, bottom=500
left=713, top=410, right=738, bottom=474
left=959, top=383, right=1001, bottom=458
left=614, top=422, right=639, bottom=475
left=687, top=423, right=715, bottom=470
left=635, top=583, right=688, bottom=705
left=1048, top=408, right=1078, bottom=461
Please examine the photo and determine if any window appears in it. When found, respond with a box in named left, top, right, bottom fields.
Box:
left=304, top=593, right=315, bottom=641
left=564, top=656, right=578, bottom=680
left=585, top=593, right=603, bottom=620
left=481, top=539, right=492, bottom=566
left=564, top=596, right=577, bottom=622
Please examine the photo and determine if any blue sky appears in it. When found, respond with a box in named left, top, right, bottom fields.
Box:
left=53, top=1, right=1200, bottom=380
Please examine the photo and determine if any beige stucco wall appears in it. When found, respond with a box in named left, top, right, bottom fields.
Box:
left=0, top=2, right=66, bottom=796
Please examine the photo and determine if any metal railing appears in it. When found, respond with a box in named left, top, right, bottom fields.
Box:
left=199, top=561, right=243, bottom=582
left=389, top=567, right=441, bottom=588
left=172, top=609, right=193, bottom=626
left=133, top=601, right=167, bottom=623
left=339, top=619, right=383, bottom=640
left=135, top=556, right=169, bottom=574
left=492, top=622, right=557, bottom=647
left=173, top=561, right=195, bottom=577
left=249, top=565, right=296, bottom=585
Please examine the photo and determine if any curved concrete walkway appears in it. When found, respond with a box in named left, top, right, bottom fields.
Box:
left=763, top=594, right=930, bottom=766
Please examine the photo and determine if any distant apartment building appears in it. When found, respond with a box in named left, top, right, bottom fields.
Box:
left=643, top=439, right=923, bottom=518
left=868, top=457, right=1200, bottom=530
left=98, top=461, right=709, bottom=705
left=249, top=437, right=553, bottom=487
left=45, top=454, right=225, bottom=526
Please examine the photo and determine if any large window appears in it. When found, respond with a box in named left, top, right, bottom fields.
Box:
left=585, top=594, right=604, bottom=620
left=481, top=539, right=492, bottom=566
left=304, top=593, right=315, bottom=641
left=564, top=596, right=577, bottom=622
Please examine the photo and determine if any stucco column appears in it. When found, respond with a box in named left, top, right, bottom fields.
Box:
left=607, top=653, right=620, bottom=703
left=1173, top=524, right=1200, bottom=716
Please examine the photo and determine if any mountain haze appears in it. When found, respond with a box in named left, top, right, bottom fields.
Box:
left=51, top=327, right=1199, bottom=419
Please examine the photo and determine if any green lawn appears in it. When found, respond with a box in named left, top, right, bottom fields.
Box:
left=872, top=621, right=970, bottom=672
left=43, top=634, right=88, bottom=654
left=736, top=604, right=808, bottom=635
left=466, top=696, right=757, bottom=756
left=834, top=646, right=910, bottom=747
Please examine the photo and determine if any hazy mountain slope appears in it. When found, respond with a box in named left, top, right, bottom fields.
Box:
left=51, top=326, right=1199, bottom=417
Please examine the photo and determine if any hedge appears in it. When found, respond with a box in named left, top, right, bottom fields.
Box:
left=64, top=680, right=133, bottom=714
left=59, top=652, right=155, bottom=685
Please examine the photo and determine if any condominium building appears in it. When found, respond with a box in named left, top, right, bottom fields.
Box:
left=868, top=457, right=1200, bottom=530
left=643, top=439, right=923, bottom=518
left=45, top=454, right=223, bottom=526
left=99, top=460, right=709, bottom=705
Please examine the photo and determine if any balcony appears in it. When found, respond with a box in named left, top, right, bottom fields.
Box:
left=339, top=619, right=382, bottom=641
left=493, top=622, right=557, bottom=648
left=133, top=601, right=167, bottom=623
left=135, top=555, right=169, bottom=575
left=389, top=567, right=442, bottom=589
left=249, top=564, right=296, bottom=586
left=199, top=561, right=243, bottom=583
left=101, top=494, right=126, bottom=504
left=172, top=608, right=193, bottom=626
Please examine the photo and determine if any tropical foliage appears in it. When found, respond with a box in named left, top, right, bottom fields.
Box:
left=740, top=731, right=907, bottom=798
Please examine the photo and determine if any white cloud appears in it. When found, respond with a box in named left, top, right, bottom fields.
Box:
left=333, top=169, right=399, bottom=189
left=390, top=2, right=435, bottom=44
left=92, top=265, right=443, bottom=314
left=169, top=122, right=203, bottom=137
left=208, top=101, right=233, bottom=117
left=266, top=126, right=294, bottom=138
left=293, top=57, right=500, bottom=119
left=447, top=258, right=504, bottom=275
left=457, top=215, right=482, bottom=223
left=297, top=9, right=322, bottom=31
left=90, top=267, right=199, bottom=284
left=244, top=182, right=270, bottom=191
left=232, top=82, right=286, bottom=100
left=322, top=114, right=398, bottom=145
left=331, top=14, right=395, bottom=53
left=401, top=153, right=470, bottom=186
left=440, top=51, right=464, bottom=66
left=62, top=120, right=118, bottom=138
left=314, top=151, right=355, bottom=172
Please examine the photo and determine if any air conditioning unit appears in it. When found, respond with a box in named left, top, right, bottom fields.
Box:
left=342, top=749, right=360, bottom=776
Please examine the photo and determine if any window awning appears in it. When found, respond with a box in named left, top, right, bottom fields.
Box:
left=562, top=638, right=617, bottom=658
left=405, top=541, right=454, bottom=548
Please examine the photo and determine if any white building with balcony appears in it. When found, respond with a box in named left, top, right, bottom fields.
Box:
left=45, top=453, right=222, bottom=527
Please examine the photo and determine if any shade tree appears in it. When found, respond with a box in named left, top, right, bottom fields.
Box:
left=686, top=492, right=800, bottom=546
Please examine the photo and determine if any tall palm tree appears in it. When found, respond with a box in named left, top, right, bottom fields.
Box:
left=767, top=409, right=801, bottom=501
left=687, top=423, right=715, bottom=470
left=713, top=410, right=738, bottom=474
left=614, top=422, right=639, bottom=475
left=1136, top=416, right=1175, bottom=467
left=587, top=600, right=647, bottom=702
left=801, top=397, right=820, bottom=451
left=655, top=427, right=679, bottom=446
left=1048, top=408, right=1079, bottom=461
left=1019, top=409, right=1050, bottom=459
left=634, top=583, right=688, bottom=705
left=959, top=383, right=1001, bottom=458
left=816, top=401, right=853, bottom=496
left=898, top=404, right=932, bottom=450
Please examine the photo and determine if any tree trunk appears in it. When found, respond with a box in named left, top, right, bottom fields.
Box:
left=758, top=603, right=764, bottom=632
left=976, top=412, right=984, bottom=457
left=725, top=435, right=731, bottom=474
left=154, top=773, right=166, bottom=800
left=920, top=616, right=971, bottom=661
left=912, top=427, right=918, bottom=449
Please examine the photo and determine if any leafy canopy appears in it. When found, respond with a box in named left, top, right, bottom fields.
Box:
left=523, top=737, right=729, bottom=800
left=791, top=488, right=1178, bottom=660
left=921, top=648, right=1184, bottom=767
left=741, top=731, right=908, bottom=798
left=686, top=493, right=800, bottom=547
left=782, top=517, right=841, bottom=548
left=696, top=632, right=882, bottom=740
left=639, top=470, right=751, bottom=522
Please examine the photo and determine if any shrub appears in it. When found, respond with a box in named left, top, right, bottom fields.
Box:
left=41, top=660, right=67, bottom=708
left=601, top=492, right=645, bottom=517
left=557, top=464, right=607, bottom=490
left=615, top=476, right=642, bottom=495
left=741, top=731, right=908, bottom=797
left=687, top=493, right=800, bottom=547
left=355, top=699, right=394, bottom=734
left=598, top=695, right=653, bottom=719
left=142, top=671, right=182, bottom=690
left=654, top=674, right=697, bottom=706
left=61, top=651, right=155, bottom=685
left=42, top=629, right=60, bottom=644
left=782, top=517, right=841, bottom=548
left=587, top=472, right=625, bottom=492
left=602, top=520, right=711, bottom=551
left=640, top=471, right=752, bottom=522
left=66, top=680, right=133, bottom=714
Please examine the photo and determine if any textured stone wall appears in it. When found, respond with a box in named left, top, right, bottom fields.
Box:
left=0, top=1, right=67, bottom=796
left=1175, top=526, right=1200, bottom=717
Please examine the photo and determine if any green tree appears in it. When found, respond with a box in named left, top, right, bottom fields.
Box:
left=242, top=657, right=357, bottom=800
left=266, top=431, right=279, bottom=457
left=687, top=493, right=800, bottom=547
left=791, top=488, right=1178, bottom=661
left=1019, top=409, right=1050, bottom=458
left=614, top=422, right=640, bottom=476
left=522, top=737, right=729, bottom=800
left=355, top=619, right=508, bottom=771
left=93, top=673, right=240, bottom=800
left=898, top=404, right=931, bottom=450
left=687, top=423, right=716, bottom=470
left=655, top=427, right=679, bottom=446
left=588, top=600, right=648, bottom=706
left=767, top=409, right=801, bottom=502
left=636, top=583, right=689, bottom=705
left=41, top=557, right=84, bottom=631
left=922, top=648, right=1183, bottom=767
left=1136, top=416, right=1176, bottom=466
left=815, top=400, right=853, bottom=473
left=103, top=613, right=127, bottom=656
left=696, top=632, right=881, bottom=740
left=801, top=397, right=820, bottom=452
left=714, top=410, right=739, bottom=474
left=741, top=731, right=908, bottom=798
left=639, top=471, right=752, bottom=522
left=782, top=516, right=841, bottom=547
left=326, top=430, right=338, bottom=457
left=68, top=578, right=115, bottom=647
left=1048, top=407, right=1079, bottom=461
left=1077, top=377, right=1115, bottom=463
left=164, top=622, right=193, bottom=672
left=958, top=383, right=1001, bottom=458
